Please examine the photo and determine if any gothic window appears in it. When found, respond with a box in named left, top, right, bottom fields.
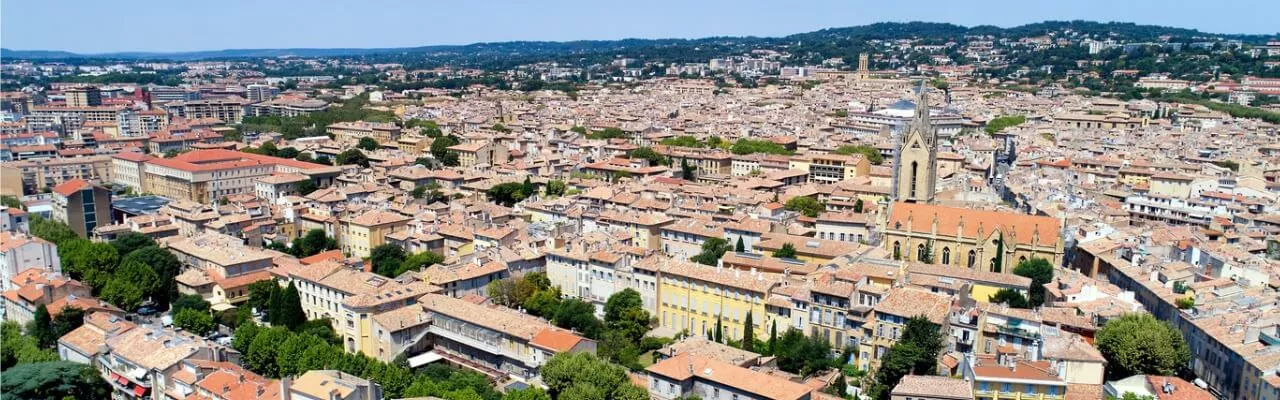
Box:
left=942, top=247, right=951, bottom=265
left=917, top=244, right=926, bottom=261
left=967, top=250, right=976, bottom=268
left=893, top=242, right=901, bottom=258
left=910, top=161, right=919, bottom=198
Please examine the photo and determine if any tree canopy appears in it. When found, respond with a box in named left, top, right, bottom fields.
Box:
left=1013, top=257, right=1054, bottom=307
left=784, top=196, right=825, bottom=218
left=1096, top=314, right=1190, bottom=379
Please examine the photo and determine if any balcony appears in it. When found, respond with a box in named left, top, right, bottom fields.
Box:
left=996, top=324, right=1041, bottom=340
left=428, top=325, right=505, bottom=357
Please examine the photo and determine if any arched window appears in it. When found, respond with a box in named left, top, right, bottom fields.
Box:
left=910, top=161, right=919, bottom=198
left=1019, top=256, right=1027, bottom=265
left=942, top=247, right=951, bottom=265
left=967, top=250, right=976, bottom=268
left=917, top=244, right=926, bottom=261
left=893, top=242, right=902, bottom=259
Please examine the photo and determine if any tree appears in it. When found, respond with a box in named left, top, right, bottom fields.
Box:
left=173, top=308, right=215, bottom=335
left=3, top=321, right=57, bottom=368
left=100, top=278, right=144, bottom=311
left=411, top=185, right=427, bottom=199
left=370, top=244, right=408, bottom=278
left=488, top=279, right=519, bottom=307
left=742, top=311, right=755, bottom=352
left=774, top=329, right=833, bottom=376
left=833, top=144, right=885, bottom=165
left=295, top=229, right=338, bottom=257
left=336, top=149, right=369, bottom=167
left=869, top=316, right=944, bottom=400
left=545, top=180, right=567, bottom=197
left=110, top=232, right=155, bottom=256
left=26, top=304, right=55, bottom=348
left=629, top=147, right=667, bottom=166
left=991, top=233, right=1005, bottom=273
left=431, top=135, right=461, bottom=166
left=277, top=332, right=328, bottom=377
left=784, top=196, right=824, bottom=218
left=680, top=158, right=696, bottom=180
left=1096, top=314, right=1191, bottom=380
left=246, top=280, right=278, bottom=316
left=172, top=294, right=212, bottom=315
left=767, top=321, right=778, bottom=356
left=520, top=176, right=536, bottom=199
left=246, top=326, right=289, bottom=377
left=829, top=373, right=849, bottom=397
left=276, top=283, right=305, bottom=330
left=504, top=387, right=552, bottom=400
left=50, top=307, right=85, bottom=341
left=690, top=237, right=731, bottom=266
left=1013, top=257, right=1054, bottom=307
left=121, top=246, right=181, bottom=307
left=297, top=179, right=319, bottom=196
left=60, top=239, right=119, bottom=289
left=231, top=322, right=261, bottom=354
left=553, top=299, right=603, bottom=339
left=0, top=195, right=23, bottom=209
left=0, top=361, right=111, bottom=399
left=115, top=260, right=160, bottom=302
left=989, top=289, right=1030, bottom=308
left=604, top=289, right=650, bottom=344
left=357, top=137, right=380, bottom=151
left=540, top=352, right=631, bottom=399
left=773, top=243, right=797, bottom=259
left=487, top=182, right=527, bottom=207
left=854, top=198, right=864, bottom=213
left=918, top=241, right=934, bottom=263
left=399, top=251, right=445, bottom=275
left=734, top=237, right=746, bottom=253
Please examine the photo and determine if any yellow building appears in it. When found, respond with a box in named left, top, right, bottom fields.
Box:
left=1118, top=167, right=1154, bottom=187
left=964, top=354, right=1067, bottom=400
left=327, top=121, right=401, bottom=146
left=595, top=210, right=673, bottom=250
left=3, top=155, right=112, bottom=195
left=339, top=210, right=411, bottom=259
left=862, top=287, right=951, bottom=368
left=448, top=141, right=509, bottom=168
left=1149, top=173, right=1194, bottom=199
left=883, top=202, right=1063, bottom=274
left=804, top=153, right=871, bottom=184
left=905, top=263, right=1032, bottom=303
left=657, top=260, right=779, bottom=343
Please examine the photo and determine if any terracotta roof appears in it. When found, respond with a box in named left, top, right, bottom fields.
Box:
left=891, top=375, right=973, bottom=400
left=887, top=202, right=1060, bottom=244
left=875, top=287, right=951, bottom=324
left=51, top=178, right=93, bottom=197
left=529, top=327, right=586, bottom=352
left=646, top=353, right=813, bottom=400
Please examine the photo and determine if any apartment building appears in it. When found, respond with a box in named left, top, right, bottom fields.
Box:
left=656, top=260, right=778, bottom=343
left=285, top=370, right=382, bottom=400
left=419, top=293, right=596, bottom=381
left=169, top=232, right=275, bottom=307
left=244, top=97, right=330, bottom=117
left=646, top=353, right=814, bottom=400
left=791, top=153, right=871, bottom=184
left=138, top=149, right=339, bottom=203
left=1124, top=194, right=1230, bottom=228
left=27, top=105, right=125, bottom=132
left=339, top=280, right=438, bottom=360
left=64, top=86, right=103, bottom=107
left=448, top=141, right=510, bottom=168
left=92, top=325, right=232, bottom=400
left=0, top=231, right=60, bottom=290
left=862, top=287, right=952, bottom=368
left=883, top=202, right=1064, bottom=273
left=339, top=210, right=411, bottom=259
left=2, top=155, right=112, bottom=195
left=327, top=121, right=401, bottom=146
left=162, top=98, right=245, bottom=124
left=50, top=178, right=111, bottom=238
left=111, top=151, right=153, bottom=193
left=891, top=375, right=975, bottom=400
left=962, top=354, right=1068, bottom=400
left=590, top=210, right=674, bottom=250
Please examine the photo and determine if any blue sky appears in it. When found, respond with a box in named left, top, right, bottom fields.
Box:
left=3, top=0, right=1276, bottom=53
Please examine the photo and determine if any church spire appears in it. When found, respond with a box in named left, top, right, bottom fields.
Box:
left=890, top=80, right=939, bottom=204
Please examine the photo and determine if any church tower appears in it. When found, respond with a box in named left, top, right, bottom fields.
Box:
left=891, top=83, right=938, bottom=203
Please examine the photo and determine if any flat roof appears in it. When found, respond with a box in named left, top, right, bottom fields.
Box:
left=112, top=195, right=172, bottom=216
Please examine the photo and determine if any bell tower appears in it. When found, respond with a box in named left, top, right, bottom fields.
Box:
left=891, top=82, right=938, bottom=203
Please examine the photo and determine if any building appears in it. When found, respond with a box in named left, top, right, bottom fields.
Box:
left=327, top=121, right=401, bottom=146
left=891, top=375, right=975, bottom=400
left=962, top=354, right=1068, bottom=400
left=448, top=141, right=510, bottom=168
left=419, top=293, right=596, bottom=381
left=284, top=370, right=383, bottom=400
left=162, top=98, right=245, bottom=124
left=244, top=84, right=277, bottom=102
left=244, top=97, right=329, bottom=117
left=893, top=86, right=938, bottom=203
left=339, top=210, right=411, bottom=259
left=797, top=153, right=871, bottom=184
left=111, top=151, right=154, bottom=194
left=170, top=232, right=276, bottom=309
left=646, top=353, right=814, bottom=400
left=27, top=105, right=124, bottom=133
left=882, top=202, right=1064, bottom=273
left=139, top=149, right=339, bottom=203
left=656, top=259, right=779, bottom=343
left=0, top=231, right=60, bottom=290
left=2, top=155, right=113, bottom=195
left=64, top=86, right=103, bottom=107
left=50, top=179, right=111, bottom=238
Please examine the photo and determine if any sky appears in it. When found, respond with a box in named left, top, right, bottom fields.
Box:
left=3, top=0, right=1277, bottom=54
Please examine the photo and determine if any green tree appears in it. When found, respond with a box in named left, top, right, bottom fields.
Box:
left=430, top=135, right=461, bottom=166
left=742, top=311, right=755, bottom=352
left=277, top=333, right=328, bottom=377
left=629, top=147, right=667, bottom=166
left=854, top=198, right=864, bottom=213
left=540, top=352, right=632, bottom=399
left=833, top=145, right=885, bottom=165
left=50, top=307, right=85, bottom=341
left=0, top=361, right=111, bottom=399
left=109, top=232, right=156, bottom=256
left=411, top=185, right=427, bottom=199
left=784, top=196, right=824, bottom=218
left=774, top=329, right=833, bottom=376
left=767, top=321, right=778, bottom=356
left=487, top=182, right=528, bottom=207
left=690, top=237, right=731, bottom=266
left=869, top=316, right=944, bottom=400
left=520, top=176, right=536, bottom=199
left=523, top=287, right=562, bottom=318
left=26, top=304, right=56, bottom=348
left=246, top=326, right=290, bottom=377
left=1013, top=257, right=1054, bottom=307
left=991, top=233, right=1005, bottom=273
left=0, top=195, right=23, bottom=209
left=115, top=260, right=160, bottom=302
left=989, top=289, right=1030, bottom=308
left=231, top=322, right=261, bottom=354
left=370, top=244, right=408, bottom=278
left=294, top=229, right=338, bottom=257
left=2, top=321, right=57, bottom=368
left=277, top=282, right=306, bottom=330
left=399, top=251, right=445, bottom=275
left=734, top=236, right=746, bottom=253
left=336, top=149, right=370, bottom=167
left=172, top=294, right=211, bottom=314
left=773, top=243, right=797, bottom=259
left=173, top=308, right=215, bottom=335
left=357, top=137, right=380, bottom=151
left=121, top=246, right=181, bottom=306
left=100, top=278, right=144, bottom=311
left=680, top=159, right=697, bottom=180
left=553, top=299, right=604, bottom=339
left=1096, top=314, right=1191, bottom=379
left=504, top=387, right=552, bottom=400
left=545, top=180, right=567, bottom=197
left=918, top=241, right=934, bottom=263
left=730, top=139, right=793, bottom=156
left=30, top=215, right=78, bottom=244
left=297, top=179, right=319, bottom=196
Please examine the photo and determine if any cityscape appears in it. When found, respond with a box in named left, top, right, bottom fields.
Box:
left=2, top=2, right=1280, bottom=400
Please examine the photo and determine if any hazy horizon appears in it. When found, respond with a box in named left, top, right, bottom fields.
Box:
left=3, top=0, right=1277, bottom=54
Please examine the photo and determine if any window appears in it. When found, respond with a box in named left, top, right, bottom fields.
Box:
left=979, top=382, right=990, bottom=392
left=968, top=250, right=977, bottom=268
left=1002, top=383, right=1012, bottom=393
left=917, top=244, right=926, bottom=261
left=1047, top=386, right=1059, bottom=396
left=942, top=247, right=951, bottom=264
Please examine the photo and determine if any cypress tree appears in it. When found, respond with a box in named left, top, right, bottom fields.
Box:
left=735, top=237, right=746, bottom=253
left=278, top=282, right=306, bottom=330
left=714, top=316, right=723, bottom=343
left=742, top=311, right=755, bottom=351
left=28, top=304, right=55, bottom=348
left=768, top=320, right=778, bottom=355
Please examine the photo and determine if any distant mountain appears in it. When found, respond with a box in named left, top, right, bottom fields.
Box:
left=3, top=20, right=1274, bottom=62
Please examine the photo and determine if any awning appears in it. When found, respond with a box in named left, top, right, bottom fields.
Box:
left=132, top=386, right=147, bottom=396
left=407, top=351, right=444, bottom=368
